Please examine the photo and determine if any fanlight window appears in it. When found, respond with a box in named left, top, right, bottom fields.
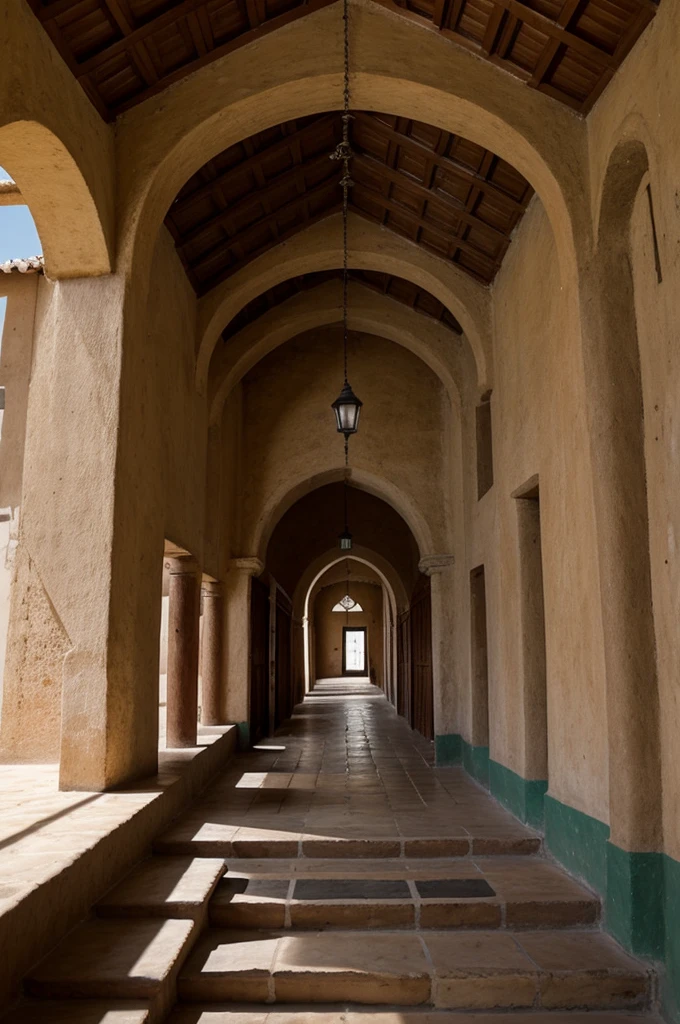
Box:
left=332, top=595, right=363, bottom=612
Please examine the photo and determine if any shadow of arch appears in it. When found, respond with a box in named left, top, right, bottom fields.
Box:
left=208, top=278, right=463, bottom=424
left=0, top=121, right=111, bottom=278
left=251, top=467, right=434, bottom=566
left=199, top=214, right=490, bottom=395
left=588, top=136, right=661, bottom=853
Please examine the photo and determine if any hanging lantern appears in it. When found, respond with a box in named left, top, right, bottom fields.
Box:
left=332, top=379, right=362, bottom=438
left=339, top=527, right=353, bottom=551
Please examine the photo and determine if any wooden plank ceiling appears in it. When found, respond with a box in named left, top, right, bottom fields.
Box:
left=165, top=111, right=535, bottom=292
left=220, top=268, right=464, bottom=342
left=27, top=0, right=658, bottom=120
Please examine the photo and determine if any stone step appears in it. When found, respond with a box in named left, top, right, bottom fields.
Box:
left=154, top=827, right=540, bottom=859
left=0, top=1002, right=150, bottom=1023
left=167, top=1012, right=663, bottom=1024
left=25, top=917, right=196, bottom=1017
left=177, top=929, right=650, bottom=1010
left=209, top=856, right=599, bottom=931
left=97, top=857, right=225, bottom=920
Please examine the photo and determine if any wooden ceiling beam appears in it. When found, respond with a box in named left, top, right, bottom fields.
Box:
left=173, top=114, right=337, bottom=212
left=191, top=179, right=339, bottom=272
left=489, top=0, right=615, bottom=66
left=352, top=186, right=499, bottom=266
left=178, top=151, right=339, bottom=249
left=198, top=204, right=343, bottom=294
left=353, top=113, right=528, bottom=209
left=354, top=152, right=509, bottom=243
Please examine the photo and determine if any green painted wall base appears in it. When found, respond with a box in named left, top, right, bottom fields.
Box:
left=489, top=760, right=547, bottom=829
left=662, top=854, right=680, bottom=1023
left=606, top=844, right=664, bottom=957
left=462, top=740, right=490, bottom=787
left=455, top=756, right=675, bottom=1020
left=542, top=794, right=671, bottom=1018
left=544, top=794, right=610, bottom=894
left=435, top=733, right=462, bottom=765
left=236, top=721, right=250, bottom=750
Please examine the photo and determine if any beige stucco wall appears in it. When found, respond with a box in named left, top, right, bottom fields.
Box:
left=583, top=0, right=680, bottom=867
left=470, top=197, right=608, bottom=823
left=313, top=580, right=384, bottom=685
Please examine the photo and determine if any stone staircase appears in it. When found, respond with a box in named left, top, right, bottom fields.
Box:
left=2, top=837, right=656, bottom=1024
left=0, top=684, right=661, bottom=1024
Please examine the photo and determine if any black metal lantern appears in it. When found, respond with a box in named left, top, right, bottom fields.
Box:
left=339, top=527, right=353, bottom=551
left=332, top=380, right=362, bottom=438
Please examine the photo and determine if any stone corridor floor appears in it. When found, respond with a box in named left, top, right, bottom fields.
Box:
left=1, top=678, right=660, bottom=1023
left=158, top=677, right=541, bottom=856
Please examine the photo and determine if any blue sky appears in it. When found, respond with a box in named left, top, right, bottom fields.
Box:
left=0, top=165, right=42, bottom=341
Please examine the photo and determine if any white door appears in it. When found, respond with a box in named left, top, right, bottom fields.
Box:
left=344, top=628, right=366, bottom=674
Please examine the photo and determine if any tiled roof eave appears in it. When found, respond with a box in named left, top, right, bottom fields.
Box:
left=0, top=255, right=44, bottom=275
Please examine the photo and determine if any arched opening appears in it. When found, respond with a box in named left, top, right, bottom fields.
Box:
left=257, top=481, right=438, bottom=744
left=0, top=123, right=111, bottom=279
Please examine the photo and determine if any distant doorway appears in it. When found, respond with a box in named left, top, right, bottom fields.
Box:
left=343, top=627, right=367, bottom=675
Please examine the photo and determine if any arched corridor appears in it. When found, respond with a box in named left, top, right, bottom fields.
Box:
left=0, top=0, right=678, bottom=1019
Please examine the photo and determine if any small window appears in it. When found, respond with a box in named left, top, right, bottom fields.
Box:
left=332, top=595, right=363, bottom=612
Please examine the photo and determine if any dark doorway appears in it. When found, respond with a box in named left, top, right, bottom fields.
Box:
left=470, top=565, right=489, bottom=748
left=249, top=575, right=270, bottom=743
left=343, top=627, right=367, bottom=675
left=515, top=481, right=548, bottom=780
left=410, top=574, right=434, bottom=740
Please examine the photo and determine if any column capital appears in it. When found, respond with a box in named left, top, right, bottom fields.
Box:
left=419, top=554, right=455, bottom=576
left=201, top=578, right=223, bottom=596
left=229, top=556, right=264, bottom=577
left=167, top=553, right=200, bottom=575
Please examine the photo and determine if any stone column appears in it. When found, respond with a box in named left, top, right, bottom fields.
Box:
left=222, top=557, right=264, bottom=747
left=166, top=555, right=201, bottom=748
left=200, top=579, right=223, bottom=726
left=419, top=555, right=456, bottom=741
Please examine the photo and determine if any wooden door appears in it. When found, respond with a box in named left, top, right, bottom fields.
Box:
left=249, top=576, right=270, bottom=743
left=397, top=609, right=412, bottom=724
left=275, top=590, right=293, bottom=727
left=410, top=574, right=434, bottom=740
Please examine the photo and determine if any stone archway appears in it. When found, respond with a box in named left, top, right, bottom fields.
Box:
left=0, top=121, right=111, bottom=278
left=200, top=213, right=491, bottom=395
left=115, top=0, right=587, bottom=312
left=208, top=279, right=463, bottom=424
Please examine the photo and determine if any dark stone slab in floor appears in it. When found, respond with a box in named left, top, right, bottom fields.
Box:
left=293, top=878, right=411, bottom=900
left=218, top=877, right=290, bottom=899
left=415, top=879, right=496, bottom=898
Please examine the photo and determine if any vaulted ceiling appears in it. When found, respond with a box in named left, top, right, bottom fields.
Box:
left=165, top=110, right=534, bottom=292
left=27, top=0, right=658, bottom=120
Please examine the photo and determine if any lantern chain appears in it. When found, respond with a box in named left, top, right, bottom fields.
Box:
left=330, top=0, right=353, bottom=391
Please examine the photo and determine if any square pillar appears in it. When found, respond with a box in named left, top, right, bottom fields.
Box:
left=419, top=554, right=456, bottom=741
left=222, top=557, right=264, bottom=747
